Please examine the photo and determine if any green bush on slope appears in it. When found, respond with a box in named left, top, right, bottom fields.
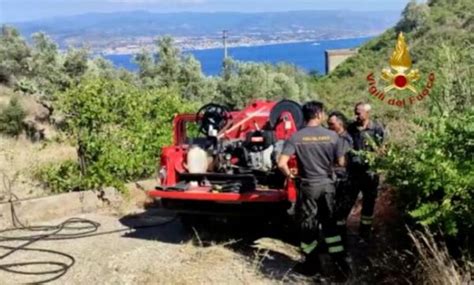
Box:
left=0, top=97, right=26, bottom=137
left=318, top=0, right=473, bottom=243
left=38, top=78, right=195, bottom=192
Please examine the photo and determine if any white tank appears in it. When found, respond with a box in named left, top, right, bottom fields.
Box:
left=187, top=145, right=208, bottom=173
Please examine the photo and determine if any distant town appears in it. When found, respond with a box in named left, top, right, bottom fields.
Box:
left=71, top=30, right=380, bottom=55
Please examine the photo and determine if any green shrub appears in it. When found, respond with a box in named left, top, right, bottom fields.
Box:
left=380, top=109, right=474, bottom=239
left=44, top=77, right=195, bottom=193
left=35, top=160, right=85, bottom=193
left=0, top=97, right=26, bottom=137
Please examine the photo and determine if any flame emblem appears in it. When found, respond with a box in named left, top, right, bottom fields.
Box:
left=381, top=32, right=419, bottom=94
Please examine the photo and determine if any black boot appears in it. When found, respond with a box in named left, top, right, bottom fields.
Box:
left=330, top=254, right=352, bottom=282
left=359, top=223, right=372, bottom=241
left=293, top=251, right=322, bottom=276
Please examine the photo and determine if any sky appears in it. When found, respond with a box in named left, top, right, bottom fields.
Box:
left=0, top=0, right=411, bottom=23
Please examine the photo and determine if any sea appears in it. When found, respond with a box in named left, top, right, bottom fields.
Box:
left=105, top=36, right=372, bottom=76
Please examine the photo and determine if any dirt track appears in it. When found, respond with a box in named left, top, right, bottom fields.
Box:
left=0, top=187, right=408, bottom=284
left=0, top=208, right=310, bottom=285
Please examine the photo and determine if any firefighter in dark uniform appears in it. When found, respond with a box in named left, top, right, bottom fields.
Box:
left=278, top=101, right=349, bottom=276
left=327, top=111, right=355, bottom=239
left=347, top=102, right=385, bottom=239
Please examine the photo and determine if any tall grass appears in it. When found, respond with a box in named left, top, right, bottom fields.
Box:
left=408, top=227, right=472, bottom=285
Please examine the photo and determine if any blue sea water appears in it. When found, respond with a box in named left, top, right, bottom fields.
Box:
left=106, top=36, right=372, bottom=76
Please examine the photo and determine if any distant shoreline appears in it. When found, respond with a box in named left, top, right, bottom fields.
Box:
left=106, top=36, right=372, bottom=76
left=98, top=35, right=375, bottom=56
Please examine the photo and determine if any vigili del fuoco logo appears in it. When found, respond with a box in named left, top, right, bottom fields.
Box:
left=366, top=32, right=435, bottom=107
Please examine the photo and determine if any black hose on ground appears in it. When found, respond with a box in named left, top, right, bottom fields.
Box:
left=0, top=193, right=176, bottom=284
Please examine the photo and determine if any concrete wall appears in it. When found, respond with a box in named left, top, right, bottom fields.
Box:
left=0, top=179, right=156, bottom=229
left=325, top=49, right=358, bottom=74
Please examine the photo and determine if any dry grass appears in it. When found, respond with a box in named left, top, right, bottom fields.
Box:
left=124, top=241, right=300, bottom=285
left=158, top=243, right=269, bottom=284
left=0, top=135, right=76, bottom=200
left=252, top=237, right=304, bottom=263
left=0, top=85, right=15, bottom=104
left=0, top=85, right=43, bottom=112
left=385, top=117, right=424, bottom=147
left=0, top=86, right=74, bottom=200
left=408, top=227, right=472, bottom=285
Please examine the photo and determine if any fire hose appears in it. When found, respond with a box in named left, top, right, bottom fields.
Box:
left=0, top=192, right=176, bottom=284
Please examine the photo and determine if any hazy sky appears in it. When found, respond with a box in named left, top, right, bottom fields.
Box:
left=0, top=0, right=411, bottom=23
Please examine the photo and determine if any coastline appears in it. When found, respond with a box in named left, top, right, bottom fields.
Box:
left=98, top=34, right=376, bottom=56
left=104, top=35, right=373, bottom=76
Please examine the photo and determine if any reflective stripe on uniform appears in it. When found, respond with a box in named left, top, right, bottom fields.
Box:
left=328, top=245, right=344, bottom=253
left=361, top=215, right=373, bottom=225
left=324, top=235, right=342, bottom=244
left=336, top=220, right=346, bottom=226
left=300, top=240, right=318, bottom=254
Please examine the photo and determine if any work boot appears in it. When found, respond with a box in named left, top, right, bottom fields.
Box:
left=329, top=254, right=352, bottom=283
left=359, top=223, right=372, bottom=242
left=293, top=251, right=322, bottom=276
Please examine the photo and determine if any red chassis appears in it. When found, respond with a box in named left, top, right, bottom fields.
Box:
left=147, top=100, right=299, bottom=213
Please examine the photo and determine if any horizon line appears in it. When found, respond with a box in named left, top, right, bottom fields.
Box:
left=3, top=9, right=402, bottom=25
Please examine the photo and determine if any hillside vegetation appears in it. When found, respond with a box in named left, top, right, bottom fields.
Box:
left=311, top=0, right=473, bottom=244
left=0, top=0, right=472, bottom=280
left=312, top=0, right=472, bottom=121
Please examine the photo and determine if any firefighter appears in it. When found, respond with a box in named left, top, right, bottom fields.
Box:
left=327, top=111, right=355, bottom=240
left=347, top=102, right=385, bottom=239
left=278, top=101, right=349, bottom=277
